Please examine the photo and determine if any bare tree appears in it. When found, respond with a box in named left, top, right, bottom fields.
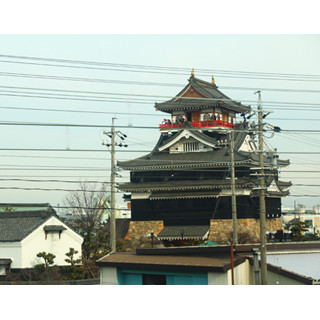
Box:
left=63, top=182, right=111, bottom=264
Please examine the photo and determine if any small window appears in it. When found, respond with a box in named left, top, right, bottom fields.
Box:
left=183, top=142, right=199, bottom=152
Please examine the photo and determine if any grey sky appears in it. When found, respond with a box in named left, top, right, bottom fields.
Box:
left=0, top=10, right=320, bottom=211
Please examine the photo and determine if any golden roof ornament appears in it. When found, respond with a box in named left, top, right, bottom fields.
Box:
left=191, top=68, right=195, bottom=77
left=212, top=76, right=215, bottom=85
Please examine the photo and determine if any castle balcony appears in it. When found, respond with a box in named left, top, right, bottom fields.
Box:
left=159, top=120, right=234, bottom=131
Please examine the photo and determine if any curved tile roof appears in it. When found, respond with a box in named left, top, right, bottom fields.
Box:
left=0, top=211, right=58, bottom=242
left=155, top=76, right=250, bottom=114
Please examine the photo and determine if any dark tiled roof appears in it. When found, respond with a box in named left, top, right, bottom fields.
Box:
left=155, top=76, right=250, bottom=114
left=157, top=225, right=210, bottom=240
left=44, top=225, right=67, bottom=232
left=118, top=177, right=252, bottom=192
left=149, top=190, right=220, bottom=200
left=117, top=123, right=255, bottom=170
left=0, top=258, right=12, bottom=266
left=0, top=211, right=58, bottom=242
left=118, top=149, right=251, bottom=170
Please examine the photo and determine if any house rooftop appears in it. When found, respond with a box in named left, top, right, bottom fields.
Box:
left=97, top=251, right=246, bottom=273
left=97, top=242, right=320, bottom=284
left=0, top=203, right=55, bottom=213
left=0, top=210, right=58, bottom=242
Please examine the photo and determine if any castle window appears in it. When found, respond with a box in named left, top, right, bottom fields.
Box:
left=183, top=142, right=200, bottom=152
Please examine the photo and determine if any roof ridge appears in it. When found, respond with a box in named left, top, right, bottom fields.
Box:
left=0, top=202, right=50, bottom=206
left=0, top=210, right=56, bottom=219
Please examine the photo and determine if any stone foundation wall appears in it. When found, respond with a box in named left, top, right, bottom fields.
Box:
left=125, top=220, right=164, bottom=241
left=208, top=218, right=283, bottom=244
left=125, top=218, right=283, bottom=245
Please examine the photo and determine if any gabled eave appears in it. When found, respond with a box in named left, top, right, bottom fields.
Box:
left=158, top=128, right=217, bottom=152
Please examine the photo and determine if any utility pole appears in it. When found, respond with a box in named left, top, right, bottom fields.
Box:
left=110, top=117, right=116, bottom=252
left=103, top=117, right=127, bottom=253
left=230, top=129, right=238, bottom=244
left=256, top=90, right=268, bottom=285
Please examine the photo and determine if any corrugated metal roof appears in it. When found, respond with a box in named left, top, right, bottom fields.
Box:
left=267, top=253, right=320, bottom=281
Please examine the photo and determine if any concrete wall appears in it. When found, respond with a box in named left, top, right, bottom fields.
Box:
left=208, top=260, right=250, bottom=285
left=100, top=266, right=118, bottom=285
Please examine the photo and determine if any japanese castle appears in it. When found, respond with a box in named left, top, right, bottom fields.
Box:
left=118, top=71, right=291, bottom=245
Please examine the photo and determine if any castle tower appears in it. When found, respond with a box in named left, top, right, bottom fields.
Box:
left=118, top=72, right=291, bottom=244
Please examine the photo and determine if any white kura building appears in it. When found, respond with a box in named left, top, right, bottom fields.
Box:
left=0, top=206, right=83, bottom=274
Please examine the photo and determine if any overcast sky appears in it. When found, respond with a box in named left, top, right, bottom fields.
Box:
left=0, top=3, right=320, bottom=211
left=1, top=0, right=320, bottom=314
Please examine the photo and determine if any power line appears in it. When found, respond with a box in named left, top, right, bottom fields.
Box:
left=1, top=81, right=320, bottom=95
left=0, top=105, right=161, bottom=117
left=1, top=84, right=320, bottom=107
left=3, top=120, right=320, bottom=134
left=0, top=178, right=107, bottom=183
left=0, top=186, right=319, bottom=198
left=1, top=54, right=320, bottom=81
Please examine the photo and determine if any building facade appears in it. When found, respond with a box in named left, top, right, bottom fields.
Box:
left=97, top=243, right=320, bottom=285
left=118, top=73, right=291, bottom=244
left=0, top=207, right=83, bottom=270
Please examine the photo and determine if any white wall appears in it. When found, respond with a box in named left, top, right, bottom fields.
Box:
left=208, top=271, right=229, bottom=285
left=234, top=259, right=251, bottom=285
left=208, top=261, right=251, bottom=285
left=21, top=216, right=83, bottom=268
left=100, top=266, right=118, bottom=285
left=0, top=242, right=21, bottom=269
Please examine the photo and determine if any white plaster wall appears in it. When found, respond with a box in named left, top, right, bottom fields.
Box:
left=208, top=261, right=251, bottom=285
left=100, top=266, right=118, bottom=285
left=238, top=135, right=256, bottom=152
left=208, top=271, right=229, bottom=285
left=0, top=242, right=21, bottom=269
left=170, top=138, right=212, bottom=154
left=234, top=259, right=251, bottom=285
left=21, top=216, right=83, bottom=268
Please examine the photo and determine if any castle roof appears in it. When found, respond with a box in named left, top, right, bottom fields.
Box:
left=155, top=75, right=250, bottom=114
left=118, top=123, right=289, bottom=171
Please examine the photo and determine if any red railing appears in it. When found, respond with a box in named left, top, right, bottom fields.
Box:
left=159, top=120, right=234, bottom=131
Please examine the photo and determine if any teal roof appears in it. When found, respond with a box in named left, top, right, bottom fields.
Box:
left=199, top=240, right=220, bottom=246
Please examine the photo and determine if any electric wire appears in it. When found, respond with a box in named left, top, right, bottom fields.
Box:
left=1, top=54, right=320, bottom=81
left=1, top=85, right=320, bottom=107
